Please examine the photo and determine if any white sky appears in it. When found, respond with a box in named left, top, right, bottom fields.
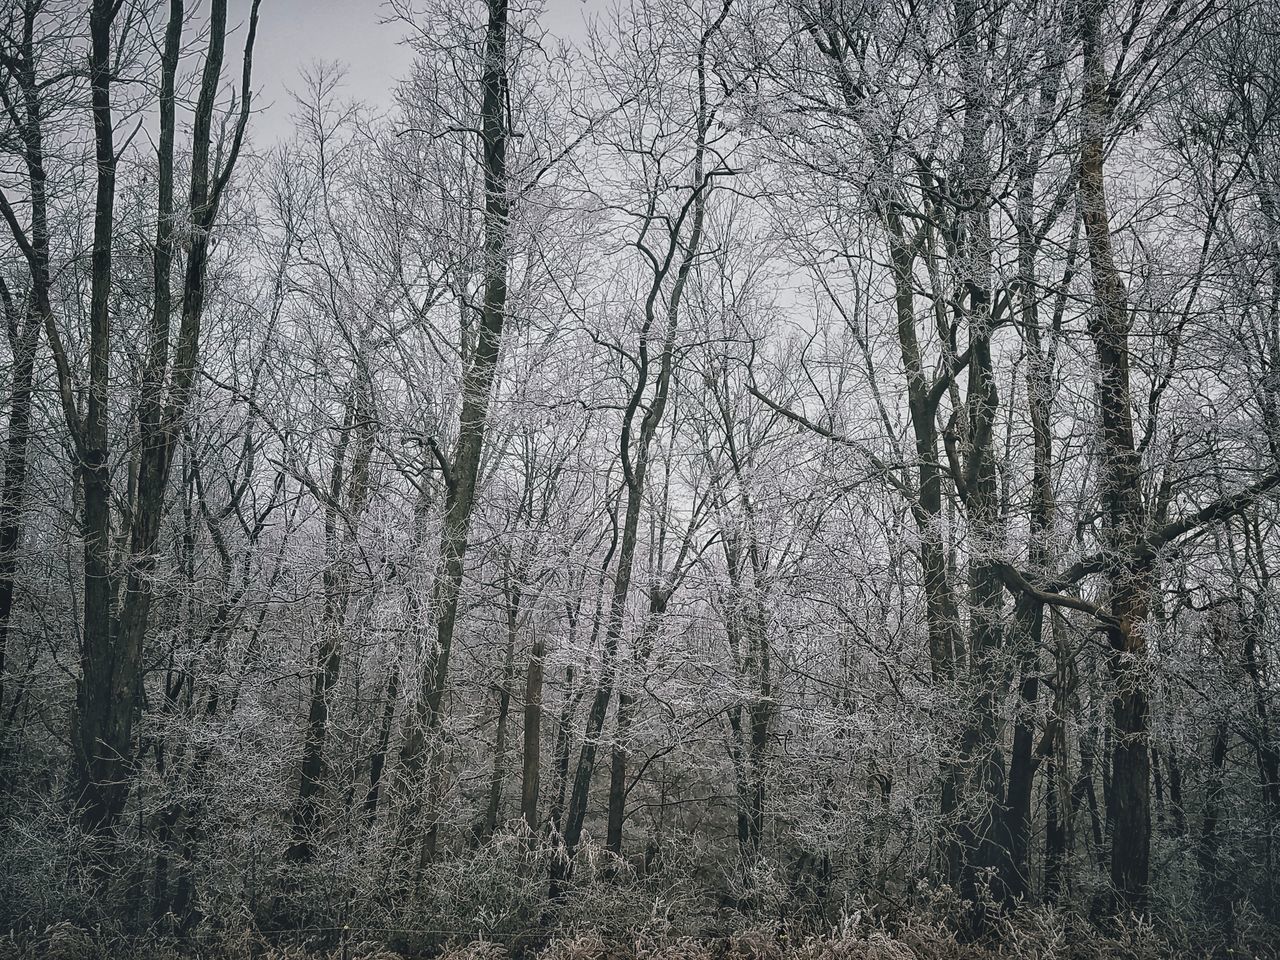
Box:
left=232, top=0, right=594, bottom=142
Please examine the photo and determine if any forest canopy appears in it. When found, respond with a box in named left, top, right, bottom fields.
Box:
left=0, top=0, right=1278, bottom=956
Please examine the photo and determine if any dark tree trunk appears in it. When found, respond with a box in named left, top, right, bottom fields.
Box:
left=480, top=600, right=518, bottom=841
left=560, top=487, right=644, bottom=863
left=0, top=3, right=53, bottom=722
left=1073, top=725, right=1106, bottom=867
left=1044, top=750, right=1066, bottom=899
left=70, top=0, right=124, bottom=837
left=364, top=657, right=401, bottom=821
left=605, top=690, right=633, bottom=855
left=1168, top=746, right=1187, bottom=837
left=520, top=633, right=544, bottom=831
left=287, top=624, right=345, bottom=860
left=1080, top=0, right=1153, bottom=909
left=889, top=215, right=963, bottom=885
left=0, top=299, right=39, bottom=716
left=1152, top=746, right=1165, bottom=829
left=949, top=0, right=1015, bottom=908
left=1004, top=616, right=1039, bottom=901
left=70, top=0, right=259, bottom=837
left=288, top=369, right=375, bottom=862
left=396, top=1, right=512, bottom=851
left=1199, top=720, right=1231, bottom=919
left=1243, top=615, right=1280, bottom=814
left=556, top=9, right=723, bottom=880
left=1043, top=612, right=1072, bottom=902
left=606, top=584, right=672, bottom=856
left=1002, top=47, right=1068, bottom=903
left=548, top=665, right=579, bottom=833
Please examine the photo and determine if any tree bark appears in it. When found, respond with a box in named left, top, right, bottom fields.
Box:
left=887, top=212, right=964, bottom=884
left=520, top=632, right=544, bottom=831
left=1002, top=41, right=1069, bottom=905
left=364, top=656, right=401, bottom=822
left=288, top=368, right=376, bottom=862
left=479, top=591, right=519, bottom=841
left=604, top=689, right=633, bottom=855
left=396, top=1, right=512, bottom=849
left=1080, top=0, right=1153, bottom=911
left=68, top=0, right=259, bottom=836
left=1199, top=719, right=1231, bottom=919
left=0, top=1, right=52, bottom=714
left=0, top=291, right=38, bottom=743
left=69, top=0, right=123, bottom=837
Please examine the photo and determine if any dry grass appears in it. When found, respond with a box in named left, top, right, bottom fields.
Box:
left=3, top=910, right=1276, bottom=960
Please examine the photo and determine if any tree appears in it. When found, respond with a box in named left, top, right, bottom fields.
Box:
left=555, top=0, right=737, bottom=880
left=393, top=0, right=516, bottom=865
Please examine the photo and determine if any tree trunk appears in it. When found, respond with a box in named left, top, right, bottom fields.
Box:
left=556, top=8, right=722, bottom=878
left=1043, top=611, right=1072, bottom=902
left=0, top=301, right=39, bottom=715
left=949, top=0, right=1014, bottom=908
left=287, top=623, right=345, bottom=860
left=479, top=600, right=518, bottom=841
left=560, top=486, right=644, bottom=863
left=1044, top=750, right=1066, bottom=899
left=1003, top=49, right=1068, bottom=903
left=0, top=3, right=54, bottom=723
left=288, top=369, right=375, bottom=862
left=1080, top=0, right=1153, bottom=910
left=1168, top=746, right=1186, bottom=837
left=396, top=0, right=511, bottom=847
left=1199, top=720, right=1230, bottom=919
left=364, top=657, right=401, bottom=822
left=1243, top=612, right=1280, bottom=813
left=888, top=214, right=964, bottom=884
left=605, top=585, right=671, bottom=856
left=70, top=0, right=124, bottom=837
left=605, top=689, right=633, bottom=855
left=1073, top=723, right=1107, bottom=867
left=71, top=0, right=259, bottom=836
left=520, top=633, right=544, bottom=831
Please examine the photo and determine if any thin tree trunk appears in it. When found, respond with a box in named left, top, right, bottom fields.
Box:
left=1044, top=750, right=1065, bottom=899
left=1242, top=605, right=1280, bottom=814
left=549, top=664, right=579, bottom=833
left=520, top=632, right=544, bottom=831
left=0, top=4, right=52, bottom=722
left=560, top=486, right=645, bottom=864
left=479, top=595, right=519, bottom=841
left=396, top=1, right=512, bottom=852
left=605, top=582, right=674, bottom=856
left=288, top=369, right=375, bottom=862
left=0, top=297, right=39, bottom=715
left=1199, top=720, right=1230, bottom=918
left=1152, top=746, right=1165, bottom=828
left=1168, top=746, right=1186, bottom=837
left=364, top=656, right=401, bottom=821
left=1003, top=49, right=1070, bottom=903
left=69, top=0, right=259, bottom=836
left=888, top=213, right=964, bottom=885
left=605, top=690, right=633, bottom=854
left=1043, top=612, right=1072, bottom=901
left=720, top=528, right=772, bottom=863
left=556, top=7, right=726, bottom=880
left=1073, top=723, right=1106, bottom=867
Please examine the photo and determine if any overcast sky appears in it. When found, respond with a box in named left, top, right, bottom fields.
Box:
left=232, top=0, right=593, bottom=142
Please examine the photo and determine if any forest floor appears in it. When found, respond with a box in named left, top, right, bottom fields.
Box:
left=7, top=918, right=1278, bottom=960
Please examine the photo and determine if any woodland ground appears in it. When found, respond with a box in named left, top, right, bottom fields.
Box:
left=4, top=911, right=1279, bottom=960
